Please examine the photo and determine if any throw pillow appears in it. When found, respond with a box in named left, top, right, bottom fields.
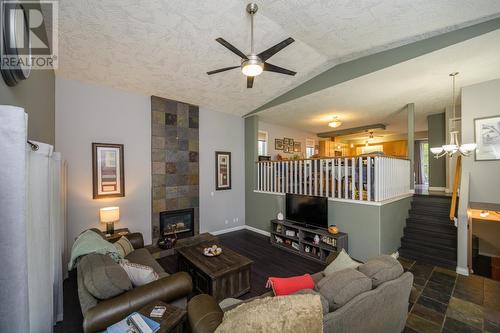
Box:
left=317, top=268, right=372, bottom=311
left=79, top=253, right=132, bottom=300
left=323, top=249, right=360, bottom=276
left=215, top=295, right=323, bottom=333
left=113, top=236, right=134, bottom=257
left=266, top=274, right=315, bottom=296
left=120, top=261, right=159, bottom=287
left=358, top=255, right=403, bottom=288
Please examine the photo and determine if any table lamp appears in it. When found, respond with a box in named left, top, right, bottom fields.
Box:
left=100, top=206, right=119, bottom=235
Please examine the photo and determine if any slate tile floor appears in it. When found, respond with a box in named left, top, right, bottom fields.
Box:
left=400, top=257, right=500, bottom=333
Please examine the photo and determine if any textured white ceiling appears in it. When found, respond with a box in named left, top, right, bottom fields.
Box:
left=56, top=0, right=500, bottom=116
left=258, top=30, right=500, bottom=135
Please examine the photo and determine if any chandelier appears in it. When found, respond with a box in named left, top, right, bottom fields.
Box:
left=328, top=116, right=342, bottom=128
left=430, top=72, right=476, bottom=158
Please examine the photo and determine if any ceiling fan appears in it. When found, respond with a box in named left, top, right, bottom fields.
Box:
left=207, top=3, right=297, bottom=88
left=367, top=130, right=384, bottom=142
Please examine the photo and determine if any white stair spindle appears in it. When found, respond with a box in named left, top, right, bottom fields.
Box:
left=367, top=156, right=371, bottom=201
left=351, top=157, right=355, bottom=200
left=344, top=158, right=348, bottom=199
left=358, top=157, right=363, bottom=201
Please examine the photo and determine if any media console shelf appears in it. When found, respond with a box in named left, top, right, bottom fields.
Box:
left=270, top=219, right=348, bottom=264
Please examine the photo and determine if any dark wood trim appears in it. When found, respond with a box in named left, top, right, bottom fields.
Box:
left=92, top=142, right=125, bottom=199
left=215, top=151, right=231, bottom=191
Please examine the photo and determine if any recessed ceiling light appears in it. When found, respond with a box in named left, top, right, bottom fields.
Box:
left=328, top=116, right=342, bottom=128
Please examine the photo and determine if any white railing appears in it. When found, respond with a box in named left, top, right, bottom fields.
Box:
left=256, top=155, right=410, bottom=203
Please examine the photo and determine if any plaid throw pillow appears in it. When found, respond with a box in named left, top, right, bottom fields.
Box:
left=113, top=236, right=134, bottom=257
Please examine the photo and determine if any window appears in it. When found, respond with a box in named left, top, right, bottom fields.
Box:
left=258, top=131, right=268, bottom=156
left=305, top=138, right=315, bottom=158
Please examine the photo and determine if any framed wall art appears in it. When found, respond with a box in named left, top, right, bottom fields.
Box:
left=275, top=139, right=284, bottom=150
left=92, top=143, right=125, bottom=199
left=474, top=115, right=500, bottom=161
left=215, top=151, right=231, bottom=190
left=293, top=142, right=301, bottom=152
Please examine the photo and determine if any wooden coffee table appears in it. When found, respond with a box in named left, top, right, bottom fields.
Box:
left=177, top=242, right=253, bottom=302
left=138, top=301, right=186, bottom=333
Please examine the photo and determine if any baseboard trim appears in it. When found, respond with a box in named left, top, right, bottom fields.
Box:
left=244, top=225, right=271, bottom=237
left=210, top=225, right=245, bottom=235
left=456, top=266, right=469, bottom=276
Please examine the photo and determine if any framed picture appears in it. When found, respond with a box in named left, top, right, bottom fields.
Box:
left=283, top=145, right=290, bottom=153
left=293, top=142, right=301, bottom=152
left=92, top=143, right=125, bottom=199
left=283, top=138, right=289, bottom=146
left=215, top=151, right=231, bottom=190
left=275, top=139, right=284, bottom=150
left=474, top=115, right=500, bottom=161
left=288, top=138, right=294, bottom=147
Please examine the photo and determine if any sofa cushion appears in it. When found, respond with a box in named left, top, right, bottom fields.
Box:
left=120, top=261, right=159, bottom=287
left=79, top=253, right=132, bottom=300
left=215, top=295, right=323, bottom=333
left=323, top=249, right=360, bottom=276
left=317, top=268, right=372, bottom=311
left=113, top=236, right=134, bottom=257
left=358, top=255, right=404, bottom=288
left=293, top=289, right=329, bottom=315
left=125, top=248, right=166, bottom=275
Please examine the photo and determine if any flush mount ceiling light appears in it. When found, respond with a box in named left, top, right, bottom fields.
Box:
left=430, top=73, right=477, bottom=158
left=206, top=3, right=297, bottom=88
left=328, top=116, right=342, bottom=128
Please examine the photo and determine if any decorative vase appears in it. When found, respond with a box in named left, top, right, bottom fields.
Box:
left=277, top=212, right=284, bottom=221
left=276, top=195, right=284, bottom=220
left=313, top=234, right=320, bottom=245
left=328, top=225, right=339, bottom=235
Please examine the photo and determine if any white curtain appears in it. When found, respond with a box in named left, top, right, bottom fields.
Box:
left=0, top=105, right=66, bottom=332
left=0, top=105, right=29, bottom=333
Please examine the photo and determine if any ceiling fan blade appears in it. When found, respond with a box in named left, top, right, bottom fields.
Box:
left=247, top=76, right=254, bottom=88
left=263, top=62, right=296, bottom=76
left=258, top=37, right=295, bottom=61
left=207, top=66, right=240, bottom=75
left=216, top=38, right=248, bottom=59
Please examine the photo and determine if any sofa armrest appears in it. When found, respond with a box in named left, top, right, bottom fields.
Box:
left=83, top=272, right=192, bottom=333
left=124, top=232, right=144, bottom=249
left=187, top=294, right=224, bottom=333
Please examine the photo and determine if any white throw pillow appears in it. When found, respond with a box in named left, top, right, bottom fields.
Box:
left=324, top=249, right=360, bottom=276
left=390, top=251, right=399, bottom=259
left=119, top=261, right=159, bottom=287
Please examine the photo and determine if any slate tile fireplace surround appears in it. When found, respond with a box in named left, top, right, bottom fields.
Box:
left=151, top=96, right=199, bottom=242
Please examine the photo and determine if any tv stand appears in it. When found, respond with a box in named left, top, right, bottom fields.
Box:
left=270, top=219, right=348, bottom=264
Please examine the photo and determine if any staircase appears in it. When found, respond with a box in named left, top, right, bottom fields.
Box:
left=398, top=194, right=457, bottom=269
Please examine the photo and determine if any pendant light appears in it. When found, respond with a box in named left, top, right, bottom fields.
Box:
left=430, top=72, right=476, bottom=158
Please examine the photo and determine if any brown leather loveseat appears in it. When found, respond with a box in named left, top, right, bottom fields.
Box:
left=76, top=229, right=192, bottom=333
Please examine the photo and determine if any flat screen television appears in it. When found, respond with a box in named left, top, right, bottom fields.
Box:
left=285, top=193, right=328, bottom=229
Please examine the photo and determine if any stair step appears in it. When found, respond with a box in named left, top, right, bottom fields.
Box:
left=409, top=209, right=450, bottom=218
left=401, top=231, right=457, bottom=249
left=411, top=202, right=451, bottom=212
left=412, top=195, right=452, bottom=204
left=406, top=216, right=455, bottom=227
left=406, top=221, right=457, bottom=236
left=401, top=238, right=456, bottom=258
left=398, top=248, right=457, bottom=270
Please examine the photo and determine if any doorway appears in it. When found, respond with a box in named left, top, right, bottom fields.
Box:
left=415, top=140, right=429, bottom=186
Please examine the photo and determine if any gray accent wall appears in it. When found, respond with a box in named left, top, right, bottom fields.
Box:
left=0, top=70, right=55, bottom=145
left=428, top=112, right=446, bottom=187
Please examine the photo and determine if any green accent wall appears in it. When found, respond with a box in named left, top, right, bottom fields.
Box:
left=428, top=112, right=446, bottom=187
left=0, top=68, right=55, bottom=146
left=245, top=115, right=412, bottom=261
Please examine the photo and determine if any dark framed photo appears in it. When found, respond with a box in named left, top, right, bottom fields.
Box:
left=275, top=139, right=283, bottom=150
left=215, top=151, right=231, bottom=190
left=283, top=138, right=289, bottom=146
left=284, top=145, right=290, bottom=153
left=92, top=143, right=125, bottom=199
left=474, top=115, right=500, bottom=161
left=288, top=138, right=294, bottom=147
left=293, top=142, right=301, bottom=152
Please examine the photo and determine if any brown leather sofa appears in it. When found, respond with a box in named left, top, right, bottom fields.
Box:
left=76, top=229, right=192, bottom=333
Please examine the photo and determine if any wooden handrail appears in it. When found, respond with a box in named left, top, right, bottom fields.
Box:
left=450, top=155, right=462, bottom=221
left=255, top=154, right=410, bottom=163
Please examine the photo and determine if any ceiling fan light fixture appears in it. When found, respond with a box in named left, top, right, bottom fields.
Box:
left=328, top=116, right=342, bottom=128
left=241, top=55, right=263, bottom=76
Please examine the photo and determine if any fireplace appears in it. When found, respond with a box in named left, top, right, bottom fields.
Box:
left=160, top=208, right=194, bottom=239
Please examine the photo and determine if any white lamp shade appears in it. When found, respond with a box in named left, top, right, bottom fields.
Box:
left=460, top=143, right=477, bottom=151
left=443, top=144, right=458, bottom=152
left=100, top=207, right=120, bottom=223
left=430, top=147, right=443, bottom=154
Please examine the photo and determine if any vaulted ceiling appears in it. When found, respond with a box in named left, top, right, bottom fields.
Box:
left=57, top=1, right=500, bottom=121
